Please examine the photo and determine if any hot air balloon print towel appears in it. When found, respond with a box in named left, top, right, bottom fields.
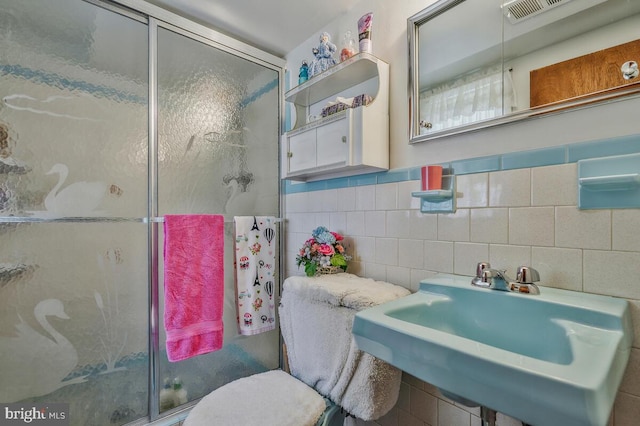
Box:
left=234, top=216, right=277, bottom=335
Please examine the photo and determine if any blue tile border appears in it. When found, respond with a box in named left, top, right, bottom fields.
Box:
left=567, top=134, right=640, bottom=162
left=450, top=156, right=501, bottom=175
left=502, top=146, right=566, bottom=170
left=283, top=133, right=640, bottom=194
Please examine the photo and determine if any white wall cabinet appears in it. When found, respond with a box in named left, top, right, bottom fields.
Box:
left=282, top=53, right=389, bottom=181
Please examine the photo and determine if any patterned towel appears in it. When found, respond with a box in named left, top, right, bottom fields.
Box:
left=234, top=216, right=277, bottom=335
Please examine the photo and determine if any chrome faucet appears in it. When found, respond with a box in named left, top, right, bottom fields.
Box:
left=471, top=262, right=541, bottom=295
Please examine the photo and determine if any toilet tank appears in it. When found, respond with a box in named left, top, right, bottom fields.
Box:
left=279, top=273, right=410, bottom=421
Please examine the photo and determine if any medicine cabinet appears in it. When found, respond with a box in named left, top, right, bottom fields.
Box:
left=409, top=0, right=640, bottom=143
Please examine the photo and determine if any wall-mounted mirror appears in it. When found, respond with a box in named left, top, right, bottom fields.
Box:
left=409, top=0, right=640, bottom=143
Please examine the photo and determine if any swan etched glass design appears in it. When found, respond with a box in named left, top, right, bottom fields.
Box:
left=0, top=0, right=280, bottom=423
left=0, top=0, right=151, bottom=423
left=44, top=163, right=107, bottom=217
left=0, top=299, right=85, bottom=402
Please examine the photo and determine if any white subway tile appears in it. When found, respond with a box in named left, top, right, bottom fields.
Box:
left=365, top=211, right=386, bottom=237
left=437, top=400, right=471, bottom=426
left=489, top=244, right=532, bottom=278
left=613, top=209, right=640, bottom=252
left=470, top=208, right=508, bottom=244
left=337, top=187, right=356, bottom=211
left=345, top=260, right=362, bottom=276
left=376, top=238, right=399, bottom=266
left=346, top=211, right=365, bottom=236
left=355, top=185, right=375, bottom=211
left=329, top=212, right=346, bottom=234
left=555, top=207, right=611, bottom=250
left=399, top=180, right=421, bottom=210
left=438, top=209, right=470, bottom=242
left=306, top=190, right=326, bottom=212
left=410, top=386, right=437, bottom=425
left=376, top=182, right=398, bottom=210
left=354, top=236, right=375, bottom=262
left=301, top=213, right=324, bottom=231
left=531, top=247, right=582, bottom=292
left=399, top=239, right=425, bottom=269
left=508, top=207, right=554, bottom=246
left=424, top=240, right=454, bottom=273
left=456, top=173, right=488, bottom=208
left=285, top=212, right=305, bottom=233
left=410, top=269, right=439, bottom=291
left=285, top=192, right=308, bottom=213
left=386, top=266, right=412, bottom=289
left=387, top=210, right=411, bottom=239
left=320, top=189, right=338, bottom=212
left=409, top=210, right=438, bottom=240
left=614, top=392, right=640, bottom=426
left=531, top=163, right=577, bottom=206
left=620, top=348, right=640, bottom=397
left=584, top=250, right=640, bottom=299
left=397, top=409, right=423, bottom=426
left=364, top=262, right=387, bottom=282
left=489, top=169, right=531, bottom=207
left=454, top=242, right=489, bottom=276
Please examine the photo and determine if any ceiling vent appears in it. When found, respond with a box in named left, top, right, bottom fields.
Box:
left=502, top=0, right=606, bottom=24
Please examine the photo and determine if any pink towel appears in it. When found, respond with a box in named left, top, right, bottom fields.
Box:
left=163, top=214, right=224, bottom=362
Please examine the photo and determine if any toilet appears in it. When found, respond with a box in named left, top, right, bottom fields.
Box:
left=184, top=273, right=411, bottom=426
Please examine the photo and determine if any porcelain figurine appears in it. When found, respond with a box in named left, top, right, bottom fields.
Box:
left=309, top=32, right=337, bottom=78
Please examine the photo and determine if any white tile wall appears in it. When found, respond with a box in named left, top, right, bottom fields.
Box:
left=613, top=210, right=640, bottom=252
left=283, top=163, right=640, bottom=426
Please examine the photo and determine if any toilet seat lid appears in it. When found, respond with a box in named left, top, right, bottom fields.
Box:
left=184, top=370, right=326, bottom=426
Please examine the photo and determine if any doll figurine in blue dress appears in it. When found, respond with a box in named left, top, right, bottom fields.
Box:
left=308, top=32, right=337, bottom=78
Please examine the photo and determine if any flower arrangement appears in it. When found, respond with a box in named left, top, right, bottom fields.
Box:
left=296, top=226, right=351, bottom=277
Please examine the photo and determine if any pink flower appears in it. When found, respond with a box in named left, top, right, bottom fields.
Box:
left=317, top=244, right=335, bottom=256
left=331, top=232, right=344, bottom=241
left=336, top=244, right=344, bottom=253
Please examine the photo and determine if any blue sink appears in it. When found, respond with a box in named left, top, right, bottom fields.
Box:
left=352, top=274, right=633, bottom=426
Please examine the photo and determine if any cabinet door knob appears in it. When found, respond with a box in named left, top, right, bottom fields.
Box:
left=287, top=152, right=293, bottom=158
left=341, top=136, right=347, bottom=143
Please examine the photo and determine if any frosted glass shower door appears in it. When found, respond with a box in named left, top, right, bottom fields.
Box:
left=156, top=26, right=281, bottom=410
left=0, top=1, right=149, bottom=425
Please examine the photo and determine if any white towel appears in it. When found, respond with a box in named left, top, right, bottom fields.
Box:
left=184, top=370, right=326, bottom=426
left=280, top=273, right=410, bottom=421
left=284, top=272, right=411, bottom=310
left=234, top=216, right=277, bottom=335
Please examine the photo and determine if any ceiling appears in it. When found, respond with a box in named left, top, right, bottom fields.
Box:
left=143, top=0, right=362, bottom=58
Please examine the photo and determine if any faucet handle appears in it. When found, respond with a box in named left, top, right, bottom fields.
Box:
left=471, top=262, right=492, bottom=287
left=475, top=262, right=491, bottom=278
left=516, top=266, right=540, bottom=284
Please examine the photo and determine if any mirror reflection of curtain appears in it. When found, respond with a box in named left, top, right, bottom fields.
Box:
left=419, top=65, right=516, bottom=132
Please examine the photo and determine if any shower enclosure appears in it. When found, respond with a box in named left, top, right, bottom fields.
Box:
left=0, top=0, right=282, bottom=424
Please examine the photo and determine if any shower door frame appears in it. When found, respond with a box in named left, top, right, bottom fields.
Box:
left=108, top=1, right=286, bottom=423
